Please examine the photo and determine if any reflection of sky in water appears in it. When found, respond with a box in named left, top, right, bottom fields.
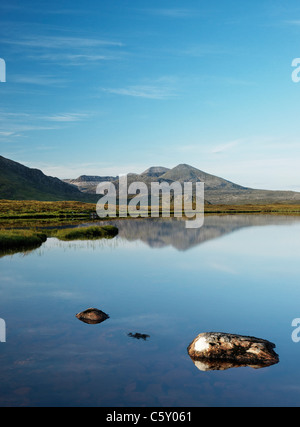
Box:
left=0, top=216, right=300, bottom=406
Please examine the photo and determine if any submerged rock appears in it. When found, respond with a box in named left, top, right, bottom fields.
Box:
left=128, top=332, right=150, bottom=341
left=76, top=308, right=109, bottom=324
left=187, top=332, right=279, bottom=367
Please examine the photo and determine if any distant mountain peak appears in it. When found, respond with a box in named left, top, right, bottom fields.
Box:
left=141, top=166, right=170, bottom=177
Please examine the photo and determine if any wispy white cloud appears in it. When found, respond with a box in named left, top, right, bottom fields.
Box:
left=0, top=109, right=92, bottom=140
left=284, top=20, right=300, bottom=25
left=102, top=85, right=176, bottom=99
left=102, top=77, right=178, bottom=100
left=3, top=35, right=124, bottom=49
left=11, top=75, right=67, bottom=86
left=145, top=8, right=196, bottom=18
left=3, top=34, right=125, bottom=67
left=212, top=139, right=244, bottom=154
left=44, top=113, right=89, bottom=122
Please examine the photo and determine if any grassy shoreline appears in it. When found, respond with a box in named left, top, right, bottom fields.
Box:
left=1, top=199, right=300, bottom=256
left=0, top=225, right=118, bottom=255
left=1, top=199, right=300, bottom=220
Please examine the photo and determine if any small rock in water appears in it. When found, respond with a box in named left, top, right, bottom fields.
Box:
left=76, top=308, right=109, bottom=324
left=128, top=332, right=150, bottom=341
left=187, top=332, right=279, bottom=368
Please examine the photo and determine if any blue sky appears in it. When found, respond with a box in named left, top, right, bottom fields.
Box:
left=1, top=0, right=300, bottom=190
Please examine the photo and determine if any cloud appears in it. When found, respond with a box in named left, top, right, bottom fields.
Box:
left=0, top=109, right=92, bottom=140
left=145, top=8, right=196, bottom=18
left=3, top=35, right=124, bottom=49
left=284, top=20, right=300, bottom=25
left=11, top=75, right=67, bottom=86
left=44, top=113, right=89, bottom=122
left=3, top=34, right=125, bottom=66
left=102, top=79, right=178, bottom=100
left=212, top=139, right=244, bottom=154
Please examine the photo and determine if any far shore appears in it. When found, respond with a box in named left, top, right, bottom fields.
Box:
left=0, top=199, right=300, bottom=222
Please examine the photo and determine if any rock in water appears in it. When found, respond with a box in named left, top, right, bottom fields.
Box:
left=76, top=308, right=109, bottom=324
left=187, top=332, right=279, bottom=366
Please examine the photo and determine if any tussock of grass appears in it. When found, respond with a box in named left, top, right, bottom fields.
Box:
left=0, top=229, right=47, bottom=251
left=54, top=225, right=118, bottom=241
left=0, top=225, right=118, bottom=257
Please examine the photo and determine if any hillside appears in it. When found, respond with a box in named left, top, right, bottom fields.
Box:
left=0, top=156, right=97, bottom=202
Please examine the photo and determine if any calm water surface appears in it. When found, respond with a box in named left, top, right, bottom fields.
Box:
left=1, top=215, right=300, bottom=407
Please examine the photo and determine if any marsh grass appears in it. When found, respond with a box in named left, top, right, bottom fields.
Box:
left=54, top=225, right=118, bottom=241
left=0, top=225, right=118, bottom=257
left=0, top=229, right=47, bottom=252
left=0, top=200, right=95, bottom=219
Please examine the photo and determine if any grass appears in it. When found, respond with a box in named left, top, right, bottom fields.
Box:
left=0, top=229, right=47, bottom=252
left=203, top=203, right=300, bottom=215
left=0, top=200, right=96, bottom=220
left=54, top=225, right=118, bottom=241
left=1, top=200, right=300, bottom=221
left=0, top=225, right=118, bottom=256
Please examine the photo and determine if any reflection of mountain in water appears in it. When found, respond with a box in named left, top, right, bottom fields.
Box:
left=88, top=215, right=300, bottom=252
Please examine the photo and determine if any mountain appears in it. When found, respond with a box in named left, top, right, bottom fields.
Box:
left=158, top=164, right=245, bottom=190
left=0, top=156, right=97, bottom=202
left=65, top=163, right=300, bottom=205
left=64, top=175, right=117, bottom=194
left=3, top=155, right=300, bottom=205
left=140, top=166, right=170, bottom=178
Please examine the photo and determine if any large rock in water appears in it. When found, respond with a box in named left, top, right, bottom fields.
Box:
left=187, top=332, right=279, bottom=368
left=76, top=308, right=109, bottom=324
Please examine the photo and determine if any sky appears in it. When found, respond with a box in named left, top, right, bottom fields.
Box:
left=1, top=0, right=300, bottom=190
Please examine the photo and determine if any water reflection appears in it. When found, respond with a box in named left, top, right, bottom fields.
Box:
left=1, top=215, right=300, bottom=406
left=91, top=215, right=300, bottom=251
left=189, top=356, right=279, bottom=371
left=128, top=332, right=150, bottom=341
left=1, top=215, right=300, bottom=259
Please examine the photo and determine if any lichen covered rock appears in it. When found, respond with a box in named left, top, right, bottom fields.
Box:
left=187, top=332, right=279, bottom=366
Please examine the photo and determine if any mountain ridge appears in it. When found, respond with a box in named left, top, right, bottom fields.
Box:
left=1, top=155, right=300, bottom=205
left=63, top=163, right=300, bottom=205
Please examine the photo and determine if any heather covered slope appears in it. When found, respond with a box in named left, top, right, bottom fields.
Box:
left=0, top=156, right=97, bottom=202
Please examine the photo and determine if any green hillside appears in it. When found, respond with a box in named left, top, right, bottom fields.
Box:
left=0, top=155, right=97, bottom=202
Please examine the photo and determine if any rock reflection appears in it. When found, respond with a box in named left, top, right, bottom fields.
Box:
left=189, top=356, right=279, bottom=371
left=128, top=332, right=150, bottom=341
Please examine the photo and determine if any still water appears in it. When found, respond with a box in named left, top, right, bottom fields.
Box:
left=1, top=215, right=300, bottom=407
